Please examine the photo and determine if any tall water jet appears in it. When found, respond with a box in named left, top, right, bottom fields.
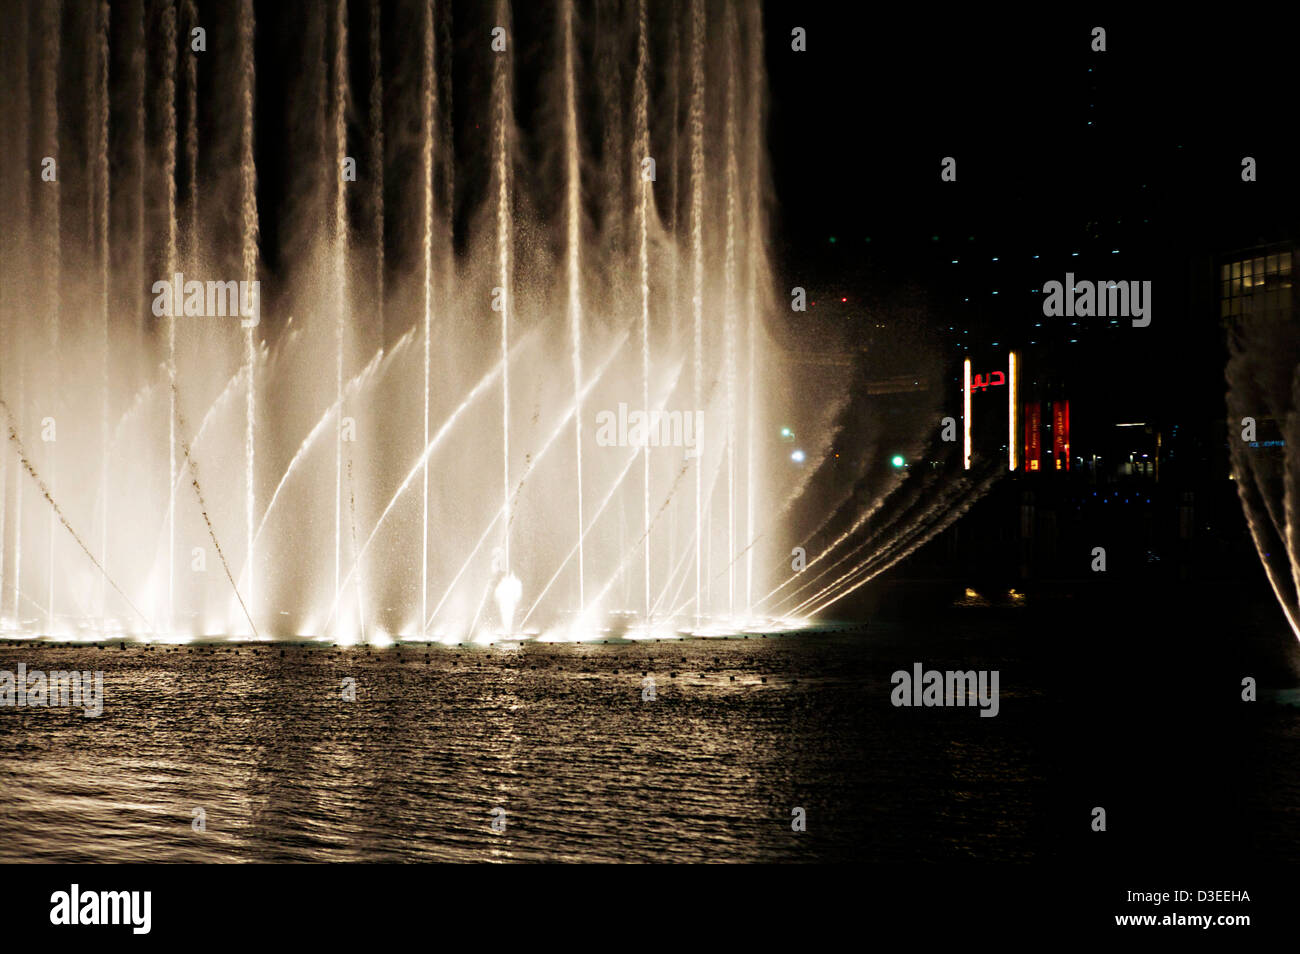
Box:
left=2, top=0, right=30, bottom=625
left=40, top=0, right=62, bottom=634
left=562, top=0, right=585, bottom=611
left=743, top=5, right=763, bottom=617
left=332, top=0, right=350, bottom=618
left=163, top=0, right=180, bottom=633
left=634, top=0, right=651, bottom=617
left=665, top=6, right=681, bottom=605
left=238, top=0, right=259, bottom=631
left=420, top=0, right=436, bottom=637
left=96, top=0, right=111, bottom=618
left=494, top=0, right=513, bottom=578
left=688, top=0, right=705, bottom=625
left=723, top=3, right=739, bottom=617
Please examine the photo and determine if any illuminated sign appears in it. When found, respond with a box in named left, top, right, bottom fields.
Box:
left=961, top=354, right=1018, bottom=471
left=1052, top=401, right=1070, bottom=471
left=1024, top=402, right=1041, bottom=472
left=970, top=370, right=1006, bottom=392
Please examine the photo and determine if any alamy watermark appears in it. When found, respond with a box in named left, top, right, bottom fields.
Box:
left=151, top=272, right=260, bottom=327
left=595, top=403, right=703, bottom=458
left=0, top=663, right=103, bottom=717
left=890, top=662, right=999, bottom=717
left=50, top=885, right=150, bottom=934
left=1042, top=273, right=1150, bottom=327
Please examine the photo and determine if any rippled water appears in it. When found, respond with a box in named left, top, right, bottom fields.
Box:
left=1, top=604, right=1296, bottom=863
left=0, top=628, right=1030, bottom=862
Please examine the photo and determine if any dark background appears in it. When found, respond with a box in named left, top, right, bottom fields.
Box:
left=758, top=4, right=1300, bottom=878
left=761, top=6, right=1299, bottom=432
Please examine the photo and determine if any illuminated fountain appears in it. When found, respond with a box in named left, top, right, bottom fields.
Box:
left=0, top=0, right=976, bottom=644
left=1226, top=305, right=1300, bottom=643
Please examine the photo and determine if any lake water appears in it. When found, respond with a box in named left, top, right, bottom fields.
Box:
left=1, top=587, right=1297, bottom=863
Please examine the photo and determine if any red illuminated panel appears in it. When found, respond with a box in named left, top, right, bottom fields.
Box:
left=1052, top=401, right=1070, bottom=472
left=1024, top=403, right=1041, bottom=472
left=1064, top=401, right=1070, bottom=471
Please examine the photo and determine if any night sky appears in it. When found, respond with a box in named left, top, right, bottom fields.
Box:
left=760, top=7, right=1299, bottom=465
left=764, top=8, right=1297, bottom=263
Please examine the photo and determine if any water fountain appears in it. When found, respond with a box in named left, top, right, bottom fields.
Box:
left=1227, top=308, right=1300, bottom=643
left=0, top=0, right=981, bottom=644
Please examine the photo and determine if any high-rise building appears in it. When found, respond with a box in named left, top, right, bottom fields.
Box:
left=1219, top=244, right=1294, bottom=325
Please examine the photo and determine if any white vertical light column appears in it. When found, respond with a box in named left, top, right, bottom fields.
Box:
left=963, top=357, right=972, bottom=471
left=1008, top=351, right=1018, bottom=471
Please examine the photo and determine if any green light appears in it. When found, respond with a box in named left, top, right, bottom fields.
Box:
left=891, top=455, right=905, bottom=468
left=828, top=236, right=837, bottom=244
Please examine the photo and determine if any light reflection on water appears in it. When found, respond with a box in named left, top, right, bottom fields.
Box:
left=21, top=623, right=1286, bottom=863
left=0, top=633, right=1040, bottom=862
